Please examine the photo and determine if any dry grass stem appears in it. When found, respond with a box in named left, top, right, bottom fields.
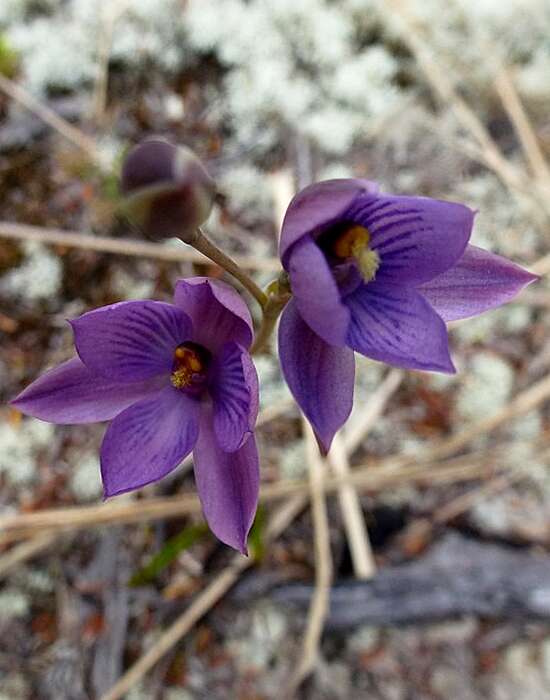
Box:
left=100, top=556, right=251, bottom=700
left=0, top=221, right=280, bottom=272
left=269, top=169, right=296, bottom=232
left=328, top=435, right=376, bottom=579
left=99, top=494, right=307, bottom=700
left=531, top=252, right=550, bottom=277
left=379, top=0, right=548, bottom=218
left=416, top=372, right=550, bottom=465
left=0, top=531, right=59, bottom=579
left=433, top=470, right=526, bottom=525
left=0, top=455, right=495, bottom=543
left=4, top=365, right=548, bottom=546
left=494, top=66, right=550, bottom=188
left=0, top=74, right=98, bottom=162
left=92, top=2, right=129, bottom=126
left=343, top=368, right=403, bottom=454
left=399, top=468, right=529, bottom=551
left=287, top=421, right=333, bottom=696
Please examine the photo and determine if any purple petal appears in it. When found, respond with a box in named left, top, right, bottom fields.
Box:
left=345, top=281, right=455, bottom=373
left=100, top=386, right=200, bottom=497
left=11, top=357, right=166, bottom=424
left=280, top=178, right=378, bottom=266
left=346, top=194, right=474, bottom=285
left=288, top=236, right=351, bottom=346
left=174, top=277, right=253, bottom=352
left=211, top=342, right=259, bottom=452
left=193, top=409, right=259, bottom=554
left=279, top=299, right=355, bottom=453
left=72, top=301, right=191, bottom=382
left=419, top=245, right=538, bottom=321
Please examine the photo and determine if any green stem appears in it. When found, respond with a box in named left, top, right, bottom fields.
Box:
left=189, top=228, right=268, bottom=310
left=251, top=274, right=292, bottom=355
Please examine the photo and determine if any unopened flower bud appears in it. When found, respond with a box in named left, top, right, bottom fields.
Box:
left=120, top=139, right=216, bottom=242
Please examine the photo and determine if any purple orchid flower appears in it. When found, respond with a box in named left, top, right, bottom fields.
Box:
left=278, top=179, right=537, bottom=453
left=12, top=278, right=259, bottom=554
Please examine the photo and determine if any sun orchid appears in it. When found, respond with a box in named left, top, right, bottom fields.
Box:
left=12, top=278, right=259, bottom=554
left=120, top=139, right=216, bottom=242
left=278, top=179, right=538, bottom=453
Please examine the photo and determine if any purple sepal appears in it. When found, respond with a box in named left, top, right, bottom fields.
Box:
left=174, top=277, right=253, bottom=352
left=345, top=281, right=455, bottom=373
left=101, top=386, right=200, bottom=497
left=419, top=245, right=538, bottom=321
left=71, top=300, right=191, bottom=382
left=211, top=342, right=259, bottom=453
left=11, top=357, right=165, bottom=424
left=279, top=299, right=355, bottom=453
left=279, top=178, right=378, bottom=265
left=288, top=237, right=351, bottom=347
left=193, top=408, right=259, bottom=555
left=346, top=194, right=475, bottom=286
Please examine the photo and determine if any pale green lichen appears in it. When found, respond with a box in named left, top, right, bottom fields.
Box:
left=226, top=601, right=288, bottom=671
left=456, top=353, right=514, bottom=424
left=0, top=589, right=30, bottom=619
left=0, top=241, right=62, bottom=302
left=186, top=0, right=404, bottom=154
left=280, top=441, right=307, bottom=480
left=0, top=418, right=54, bottom=486
left=254, top=353, right=292, bottom=411
left=69, top=451, right=103, bottom=501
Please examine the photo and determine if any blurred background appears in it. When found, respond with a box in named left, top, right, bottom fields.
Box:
left=0, top=1, right=549, bottom=698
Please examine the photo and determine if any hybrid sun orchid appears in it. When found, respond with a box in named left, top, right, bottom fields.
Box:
left=12, top=278, right=259, bottom=554
left=278, top=179, right=537, bottom=453
left=120, top=138, right=216, bottom=242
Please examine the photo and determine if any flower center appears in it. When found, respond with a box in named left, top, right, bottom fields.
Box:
left=170, top=342, right=210, bottom=391
left=322, top=223, right=380, bottom=283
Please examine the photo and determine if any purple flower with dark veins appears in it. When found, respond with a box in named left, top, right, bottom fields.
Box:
left=278, top=179, right=537, bottom=453
left=12, top=278, right=259, bottom=554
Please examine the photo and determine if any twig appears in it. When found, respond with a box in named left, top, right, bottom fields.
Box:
left=398, top=469, right=527, bottom=552
left=494, top=66, right=550, bottom=187
left=378, top=0, right=547, bottom=217
left=287, top=421, right=333, bottom=696
left=92, top=2, right=129, bottom=126
left=6, top=358, right=549, bottom=545
left=269, top=169, right=295, bottom=232
left=328, top=435, right=376, bottom=579
left=99, top=494, right=307, bottom=700
left=433, top=470, right=525, bottom=524
left=326, top=368, right=403, bottom=579
left=416, top=372, right=550, bottom=465
left=0, top=73, right=98, bottom=163
left=0, top=531, right=58, bottom=579
left=0, top=221, right=280, bottom=272
left=343, top=368, right=403, bottom=454
left=0, top=454, right=495, bottom=543
left=531, top=251, right=550, bottom=277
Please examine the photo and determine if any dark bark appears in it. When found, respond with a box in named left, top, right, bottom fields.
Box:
left=268, top=534, right=550, bottom=629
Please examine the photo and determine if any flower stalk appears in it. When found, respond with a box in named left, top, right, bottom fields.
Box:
left=251, top=273, right=292, bottom=355
left=191, top=228, right=269, bottom=310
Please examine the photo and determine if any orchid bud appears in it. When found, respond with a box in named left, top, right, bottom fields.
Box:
left=120, top=139, right=216, bottom=241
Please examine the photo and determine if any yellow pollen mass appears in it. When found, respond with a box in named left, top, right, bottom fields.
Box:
left=332, top=224, right=380, bottom=283
left=171, top=367, right=193, bottom=389
left=171, top=346, right=205, bottom=389
left=332, top=225, right=370, bottom=258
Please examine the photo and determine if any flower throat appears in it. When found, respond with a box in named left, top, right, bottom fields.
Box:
left=321, top=222, right=380, bottom=283
left=170, top=342, right=210, bottom=391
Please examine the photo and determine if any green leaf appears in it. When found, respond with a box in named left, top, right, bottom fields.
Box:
left=0, top=35, right=18, bottom=78
left=248, top=505, right=267, bottom=561
left=129, top=522, right=210, bottom=587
